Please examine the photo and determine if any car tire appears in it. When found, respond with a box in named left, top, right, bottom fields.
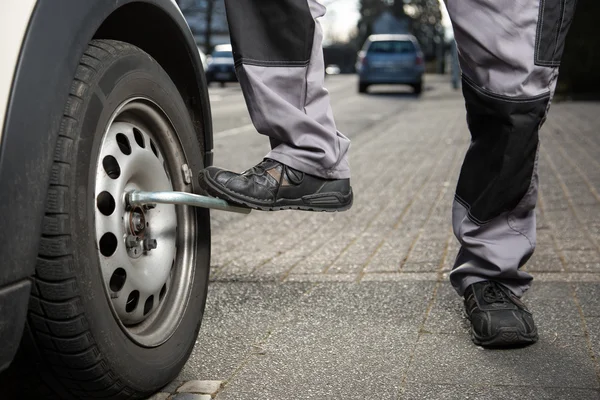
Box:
left=413, top=82, right=423, bottom=95
left=18, top=40, right=211, bottom=399
left=358, top=82, right=369, bottom=93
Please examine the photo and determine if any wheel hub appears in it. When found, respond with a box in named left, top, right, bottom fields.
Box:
left=94, top=106, right=178, bottom=327
left=126, top=207, right=157, bottom=259
left=129, top=207, right=147, bottom=236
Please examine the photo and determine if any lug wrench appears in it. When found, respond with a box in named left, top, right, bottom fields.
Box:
left=126, top=191, right=251, bottom=214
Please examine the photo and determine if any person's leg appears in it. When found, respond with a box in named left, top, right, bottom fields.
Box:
left=200, top=0, right=352, bottom=211
left=223, top=0, right=349, bottom=178
left=446, top=0, right=577, bottom=345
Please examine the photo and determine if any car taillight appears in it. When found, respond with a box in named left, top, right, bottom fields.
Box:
left=415, top=55, right=424, bottom=65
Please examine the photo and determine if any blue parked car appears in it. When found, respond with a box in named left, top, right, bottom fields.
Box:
left=206, top=44, right=237, bottom=87
left=356, top=34, right=425, bottom=94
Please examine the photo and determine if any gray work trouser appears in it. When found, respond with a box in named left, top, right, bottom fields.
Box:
left=223, top=0, right=351, bottom=179
left=224, top=0, right=577, bottom=296
left=447, top=0, right=577, bottom=296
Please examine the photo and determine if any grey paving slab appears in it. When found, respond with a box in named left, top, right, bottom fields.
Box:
left=178, top=282, right=312, bottom=381
left=217, top=282, right=433, bottom=400
left=286, top=273, right=358, bottom=282
left=176, top=380, right=222, bottom=394
left=146, top=393, right=170, bottom=400
left=554, top=235, right=596, bottom=252
left=361, top=272, right=439, bottom=282
left=400, top=384, right=600, bottom=400
left=533, top=272, right=600, bottom=283
left=159, top=380, right=184, bottom=394
left=575, top=283, right=600, bottom=317
left=405, top=237, right=448, bottom=265
left=569, top=262, right=600, bottom=274
left=406, top=333, right=599, bottom=388
left=402, top=262, right=440, bottom=272
left=531, top=241, right=559, bottom=256
left=524, top=253, right=565, bottom=272
left=542, top=210, right=585, bottom=234
left=172, top=394, right=212, bottom=400
left=563, top=249, right=600, bottom=266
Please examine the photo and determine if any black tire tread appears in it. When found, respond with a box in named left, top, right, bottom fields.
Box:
left=36, top=256, right=76, bottom=281
left=28, top=39, right=146, bottom=399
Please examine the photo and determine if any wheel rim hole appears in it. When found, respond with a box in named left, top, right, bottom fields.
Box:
left=99, top=233, right=118, bottom=257
left=102, top=156, right=121, bottom=179
left=110, top=268, right=127, bottom=292
left=160, top=284, right=167, bottom=301
left=126, top=290, right=140, bottom=313
left=97, top=191, right=116, bottom=216
left=150, top=140, right=158, bottom=158
left=133, top=128, right=145, bottom=148
left=144, top=295, right=154, bottom=316
left=116, top=133, right=132, bottom=155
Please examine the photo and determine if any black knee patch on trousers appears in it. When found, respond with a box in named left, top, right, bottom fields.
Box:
left=455, top=76, right=550, bottom=225
left=224, top=0, right=315, bottom=67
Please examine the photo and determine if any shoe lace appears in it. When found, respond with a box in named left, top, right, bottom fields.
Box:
left=482, top=282, right=509, bottom=304
left=242, top=159, right=278, bottom=176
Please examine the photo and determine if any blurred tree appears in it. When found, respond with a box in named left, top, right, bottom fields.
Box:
left=175, top=0, right=227, bottom=52
left=356, top=0, right=443, bottom=59
left=403, top=0, right=444, bottom=59
left=356, top=0, right=387, bottom=47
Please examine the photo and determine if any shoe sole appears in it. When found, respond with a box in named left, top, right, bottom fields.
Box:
left=471, top=327, right=539, bottom=348
left=200, top=171, right=353, bottom=212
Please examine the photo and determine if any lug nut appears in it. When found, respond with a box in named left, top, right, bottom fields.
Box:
left=182, top=164, right=193, bottom=184
left=126, top=235, right=139, bottom=248
left=143, top=238, right=158, bottom=251
left=132, top=214, right=144, bottom=232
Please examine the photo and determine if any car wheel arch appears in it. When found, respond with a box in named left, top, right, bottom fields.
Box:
left=94, top=1, right=214, bottom=167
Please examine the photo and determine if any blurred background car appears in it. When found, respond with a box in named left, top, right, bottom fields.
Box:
left=206, top=43, right=237, bottom=87
left=356, top=34, right=425, bottom=94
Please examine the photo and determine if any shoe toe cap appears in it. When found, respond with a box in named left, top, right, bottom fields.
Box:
left=472, top=310, right=536, bottom=338
left=204, top=167, right=238, bottom=186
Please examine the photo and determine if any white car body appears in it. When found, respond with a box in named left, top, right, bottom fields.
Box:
left=0, top=0, right=37, bottom=144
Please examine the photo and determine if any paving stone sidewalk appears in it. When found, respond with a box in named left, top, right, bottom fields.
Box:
left=153, top=76, right=600, bottom=399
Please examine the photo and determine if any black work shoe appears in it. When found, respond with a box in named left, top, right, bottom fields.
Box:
left=199, top=158, right=353, bottom=212
left=464, top=281, right=538, bottom=347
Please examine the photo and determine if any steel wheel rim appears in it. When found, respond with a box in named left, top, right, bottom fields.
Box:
left=94, top=97, right=196, bottom=347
